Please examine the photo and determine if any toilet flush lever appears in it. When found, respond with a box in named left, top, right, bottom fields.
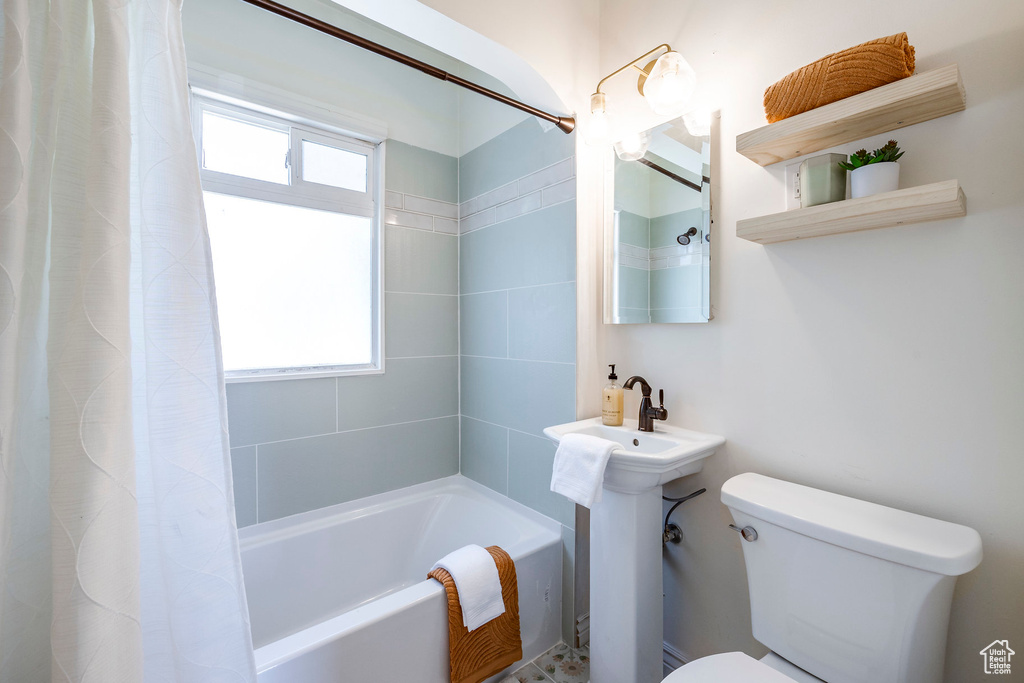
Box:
left=729, top=524, right=758, bottom=542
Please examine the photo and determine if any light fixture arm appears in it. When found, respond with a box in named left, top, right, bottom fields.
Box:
left=586, top=42, right=694, bottom=146
left=594, top=44, right=672, bottom=94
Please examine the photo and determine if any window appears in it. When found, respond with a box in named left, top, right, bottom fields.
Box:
left=193, top=94, right=382, bottom=379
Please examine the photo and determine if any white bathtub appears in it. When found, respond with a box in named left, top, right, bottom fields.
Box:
left=239, top=475, right=563, bottom=682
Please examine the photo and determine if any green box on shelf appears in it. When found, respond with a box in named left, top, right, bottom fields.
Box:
left=799, top=153, right=847, bottom=208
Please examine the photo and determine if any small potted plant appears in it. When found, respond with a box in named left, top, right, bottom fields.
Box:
left=839, top=140, right=904, bottom=198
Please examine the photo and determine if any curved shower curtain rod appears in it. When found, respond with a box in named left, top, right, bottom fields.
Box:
left=237, top=0, right=576, bottom=134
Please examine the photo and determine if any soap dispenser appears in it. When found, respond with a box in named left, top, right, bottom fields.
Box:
left=602, top=364, right=624, bottom=426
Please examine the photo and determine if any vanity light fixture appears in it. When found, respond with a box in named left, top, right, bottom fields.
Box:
left=588, top=44, right=696, bottom=146
left=642, top=51, right=697, bottom=115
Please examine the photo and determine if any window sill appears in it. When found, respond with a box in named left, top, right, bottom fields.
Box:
left=224, top=364, right=384, bottom=383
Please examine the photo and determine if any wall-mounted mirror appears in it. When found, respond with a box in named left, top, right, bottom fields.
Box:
left=604, top=118, right=711, bottom=323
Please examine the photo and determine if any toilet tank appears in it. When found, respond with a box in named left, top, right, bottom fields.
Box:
left=721, top=473, right=982, bottom=683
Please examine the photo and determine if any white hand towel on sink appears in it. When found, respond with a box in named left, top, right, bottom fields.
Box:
left=431, top=544, right=506, bottom=631
left=550, top=433, right=617, bottom=508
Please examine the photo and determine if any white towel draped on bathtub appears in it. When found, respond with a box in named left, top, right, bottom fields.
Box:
left=549, top=433, right=618, bottom=508
left=431, top=544, right=506, bottom=631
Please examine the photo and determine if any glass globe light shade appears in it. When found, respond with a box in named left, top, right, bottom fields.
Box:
left=614, top=131, right=650, bottom=161
left=586, top=92, right=613, bottom=146
left=642, top=51, right=696, bottom=116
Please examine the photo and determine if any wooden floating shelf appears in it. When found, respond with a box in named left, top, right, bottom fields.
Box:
left=736, top=64, right=966, bottom=166
left=736, top=180, right=966, bottom=245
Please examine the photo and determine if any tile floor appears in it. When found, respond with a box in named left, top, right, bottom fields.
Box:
left=504, top=642, right=590, bottom=683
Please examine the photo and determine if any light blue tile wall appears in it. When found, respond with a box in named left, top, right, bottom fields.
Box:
left=228, top=141, right=460, bottom=525
left=461, top=356, right=575, bottom=441
left=618, top=265, right=650, bottom=312
left=458, top=120, right=577, bottom=531
left=385, top=225, right=458, bottom=295
left=385, top=293, right=458, bottom=358
left=618, top=210, right=650, bottom=248
left=459, top=119, right=576, bottom=200
left=507, top=283, right=576, bottom=363
left=257, top=416, right=459, bottom=521
left=336, top=357, right=458, bottom=431
left=226, top=379, right=336, bottom=448
left=650, top=207, right=703, bottom=249
left=458, top=122, right=578, bottom=644
left=650, top=266, right=700, bottom=310
left=615, top=208, right=651, bottom=326
left=459, top=416, right=508, bottom=494
left=507, top=430, right=575, bottom=525
left=460, top=291, right=508, bottom=357
left=460, top=202, right=576, bottom=293
left=385, top=140, right=459, bottom=203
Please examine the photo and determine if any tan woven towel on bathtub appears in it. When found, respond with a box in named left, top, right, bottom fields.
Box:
left=428, top=545, right=523, bottom=683
left=763, top=32, right=916, bottom=123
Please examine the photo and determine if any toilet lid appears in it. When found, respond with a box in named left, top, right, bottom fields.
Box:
left=664, top=652, right=799, bottom=683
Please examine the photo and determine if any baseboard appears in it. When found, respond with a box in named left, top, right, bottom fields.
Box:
left=575, top=612, right=590, bottom=647
left=663, top=641, right=690, bottom=675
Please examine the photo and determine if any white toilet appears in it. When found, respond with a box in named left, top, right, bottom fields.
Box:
left=665, top=473, right=983, bottom=683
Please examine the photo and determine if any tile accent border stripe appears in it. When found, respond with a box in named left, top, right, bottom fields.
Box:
left=385, top=191, right=460, bottom=234
left=459, top=157, right=576, bottom=234
left=614, top=242, right=706, bottom=270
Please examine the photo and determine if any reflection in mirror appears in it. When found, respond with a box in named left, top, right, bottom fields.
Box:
left=605, top=118, right=710, bottom=323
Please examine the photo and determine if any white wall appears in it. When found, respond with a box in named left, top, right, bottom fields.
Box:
left=424, top=0, right=1024, bottom=680
left=419, top=0, right=600, bottom=111
left=599, top=1, right=1024, bottom=680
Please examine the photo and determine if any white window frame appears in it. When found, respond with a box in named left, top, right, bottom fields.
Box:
left=191, top=89, right=386, bottom=382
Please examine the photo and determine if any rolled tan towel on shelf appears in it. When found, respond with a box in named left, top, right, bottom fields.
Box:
left=428, top=546, right=523, bottom=683
left=763, top=32, right=916, bottom=123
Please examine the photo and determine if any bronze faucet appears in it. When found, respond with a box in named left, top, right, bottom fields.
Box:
left=622, top=376, right=668, bottom=432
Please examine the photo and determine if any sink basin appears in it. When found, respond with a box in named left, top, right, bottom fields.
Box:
left=543, top=417, right=725, bottom=493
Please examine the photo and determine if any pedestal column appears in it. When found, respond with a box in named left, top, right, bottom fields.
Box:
left=589, top=486, right=663, bottom=683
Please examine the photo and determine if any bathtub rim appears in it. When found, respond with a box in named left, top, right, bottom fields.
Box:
left=238, top=473, right=563, bottom=552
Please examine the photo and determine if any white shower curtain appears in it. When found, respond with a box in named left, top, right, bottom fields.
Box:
left=0, top=0, right=257, bottom=681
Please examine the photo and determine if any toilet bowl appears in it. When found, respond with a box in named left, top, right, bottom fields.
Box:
left=658, top=473, right=982, bottom=683
left=664, top=652, right=822, bottom=683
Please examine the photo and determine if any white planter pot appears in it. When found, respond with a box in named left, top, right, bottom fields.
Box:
left=850, top=162, right=900, bottom=198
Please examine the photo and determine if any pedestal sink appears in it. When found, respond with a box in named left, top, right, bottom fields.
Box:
left=543, top=417, right=725, bottom=683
